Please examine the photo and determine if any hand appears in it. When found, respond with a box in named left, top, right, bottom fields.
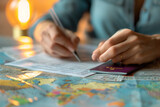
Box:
left=34, top=21, right=80, bottom=58
left=92, top=29, right=160, bottom=64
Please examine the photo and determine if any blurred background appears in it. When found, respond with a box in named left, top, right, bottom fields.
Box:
left=0, top=0, right=90, bottom=43
left=0, top=0, right=12, bottom=36
left=0, top=0, right=58, bottom=37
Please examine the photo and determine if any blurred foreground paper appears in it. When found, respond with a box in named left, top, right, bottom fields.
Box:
left=0, top=52, right=14, bottom=64
left=6, top=45, right=101, bottom=77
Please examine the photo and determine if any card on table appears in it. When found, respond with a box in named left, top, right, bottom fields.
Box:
left=90, top=60, right=145, bottom=75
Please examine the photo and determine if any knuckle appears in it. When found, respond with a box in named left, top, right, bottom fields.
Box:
left=136, top=44, right=143, bottom=50
left=51, top=42, right=57, bottom=48
left=46, top=24, right=54, bottom=30
left=41, top=31, right=48, bottom=38
left=110, top=46, right=117, bottom=55
left=107, top=39, right=114, bottom=46
left=132, top=35, right=139, bottom=42
left=49, top=45, right=54, bottom=50
left=136, top=54, right=143, bottom=64
left=41, top=31, right=46, bottom=35
left=74, top=37, right=80, bottom=43
left=47, top=42, right=56, bottom=50
left=122, top=29, right=134, bottom=35
left=52, top=33, right=59, bottom=41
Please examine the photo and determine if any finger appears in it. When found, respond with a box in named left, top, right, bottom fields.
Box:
left=92, top=41, right=105, bottom=61
left=109, top=29, right=135, bottom=44
left=63, top=30, right=80, bottom=50
left=41, top=30, right=74, bottom=57
left=41, top=33, right=62, bottom=57
left=48, top=27, right=75, bottom=52
left=44, top=49, right=61, bottom=58
left=41, top=39, right=72, bottom=58
left=99, top=35, right=138, bottom=62
left=41, top=36, right=73, bottom=57
left=71, top=35, right=80, bottom=49
left=41, top=31, right=52, bottom=46
left=98, top=29, right=135, bottom=55
left=122, top=54, right=143, bottom=65
left=112, top=45, right=140, bottom=63
left=51, top=43, right=73, bottom=57
left=41, top=42, right=56, bottom=58
left=93, top=41, right=105, bottom=52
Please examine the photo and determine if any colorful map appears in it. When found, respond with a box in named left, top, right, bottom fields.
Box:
left=0, top=65, right=160, bottom=107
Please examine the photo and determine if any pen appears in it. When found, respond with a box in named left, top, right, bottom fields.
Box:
left=49, top=8, right=81, bottom=62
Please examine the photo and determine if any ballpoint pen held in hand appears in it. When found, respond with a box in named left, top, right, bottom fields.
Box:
left=49, top=8, right=81, bottom=62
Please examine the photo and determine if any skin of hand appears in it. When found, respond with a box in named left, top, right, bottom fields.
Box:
left=34, top=20, right=80, bottom=58
left=92, top=29, right=160, bottom=65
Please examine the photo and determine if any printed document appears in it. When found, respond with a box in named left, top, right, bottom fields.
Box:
left=6, top=45, right=101, bottom=77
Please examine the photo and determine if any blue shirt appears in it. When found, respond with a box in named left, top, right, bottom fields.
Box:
left=29, top=0, right=160, bottom=39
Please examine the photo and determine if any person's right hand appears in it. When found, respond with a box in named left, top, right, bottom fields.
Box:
left=34, top=21, right=80, bottom=58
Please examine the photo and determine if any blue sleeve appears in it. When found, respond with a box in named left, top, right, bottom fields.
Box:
left=28, top=0, right=90, bottom=39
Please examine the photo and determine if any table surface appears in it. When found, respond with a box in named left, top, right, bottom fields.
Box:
left=0, top=36, right=19, bottom=48
left=0, top=36, right=160, bottom=107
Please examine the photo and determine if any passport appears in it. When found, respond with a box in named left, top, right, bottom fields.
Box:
left=90, top=60, right=145, bottom=75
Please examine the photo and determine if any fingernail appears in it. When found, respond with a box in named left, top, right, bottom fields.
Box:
left=99, top=58, right=104, bottom=62
left=97, top=58, right=102, bottom=62
left=99, top=56, right=106, bottom=62
left=92, top=54, right=98, bottom=61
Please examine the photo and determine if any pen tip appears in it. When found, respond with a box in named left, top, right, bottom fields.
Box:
left=73, top=51, right=81, bottom=62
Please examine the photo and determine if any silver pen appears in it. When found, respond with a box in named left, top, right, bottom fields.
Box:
left=49, top=8, right=81, bottom=62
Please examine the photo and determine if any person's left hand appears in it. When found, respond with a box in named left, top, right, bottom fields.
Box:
left=92, top=29, right=160, bottom=64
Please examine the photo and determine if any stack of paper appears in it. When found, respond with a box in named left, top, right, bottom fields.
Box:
left=6, top=45, right=101, bottom=77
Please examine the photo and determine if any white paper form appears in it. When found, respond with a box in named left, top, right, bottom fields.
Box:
left=6, top=45, right=101, bottom=77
